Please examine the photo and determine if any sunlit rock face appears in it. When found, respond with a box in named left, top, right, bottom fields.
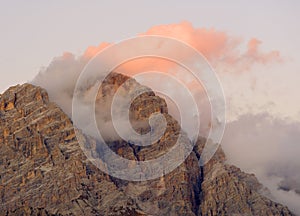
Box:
left=0, top=73, right=294, bottom=215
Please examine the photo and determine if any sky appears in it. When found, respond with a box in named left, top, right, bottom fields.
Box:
left=1, top=0, right=300, bottom=214
left=0, top=0, right=299, bottom=93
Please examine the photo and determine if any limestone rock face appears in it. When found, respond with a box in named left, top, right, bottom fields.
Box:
left=194, top=139, right=293, bottom=216
left=0, top=75, right=295, bottom=216
left=0, top=84, right=145, bottom=216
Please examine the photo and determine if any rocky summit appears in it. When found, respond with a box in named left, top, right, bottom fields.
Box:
left=0, top=74, right=295, bottom=215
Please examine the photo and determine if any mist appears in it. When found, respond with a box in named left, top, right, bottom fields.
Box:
left=31, top=22, right=299, bottom=214
left=222, top=113, right=300, bottom=215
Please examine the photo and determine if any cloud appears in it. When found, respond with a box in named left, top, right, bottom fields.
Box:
left=31, top=21, right=298, bottom=213
left=142, top=22, right=282, bottom=72
left=68, top=21, right=282, bottom=76
left=221, top=113, right=300, bottom=215
left=83, top=42, right=111, bottom=59
left=32, top=21, right=282, bottom=129
left=32, top=52, right=86, bottom=116
left=246, top=38, right=281, bottom=64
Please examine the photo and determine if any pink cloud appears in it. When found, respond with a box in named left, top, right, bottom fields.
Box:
left=77, top=21, right=282, bottom=74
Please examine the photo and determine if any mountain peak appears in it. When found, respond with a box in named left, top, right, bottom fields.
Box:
left=0, top=75, right=295, bottom=215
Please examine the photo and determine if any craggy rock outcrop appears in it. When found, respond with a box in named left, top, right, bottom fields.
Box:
left=0, top=84, right=145, bottom=216
left=194, top=139, right=293, bottom=216
left=0, top=74, right=295, bottom=215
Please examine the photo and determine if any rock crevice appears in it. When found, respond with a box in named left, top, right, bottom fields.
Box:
left=0, top=76, right=294, bottom=216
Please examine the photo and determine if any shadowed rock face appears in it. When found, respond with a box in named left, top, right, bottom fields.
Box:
left=0, top=74, right=295, bottom=216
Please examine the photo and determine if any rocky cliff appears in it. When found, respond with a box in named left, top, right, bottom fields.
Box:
left=0, top=74, right=295, bottom=215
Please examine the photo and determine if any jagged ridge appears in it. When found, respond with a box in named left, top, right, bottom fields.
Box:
left=0, top=74, right=295, bottom=216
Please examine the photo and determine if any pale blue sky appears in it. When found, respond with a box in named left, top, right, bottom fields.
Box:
left=0, top=0, right=299, bottom=92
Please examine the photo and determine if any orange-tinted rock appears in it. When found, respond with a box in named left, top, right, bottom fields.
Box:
left=0, top=75, right=295, bottom=216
